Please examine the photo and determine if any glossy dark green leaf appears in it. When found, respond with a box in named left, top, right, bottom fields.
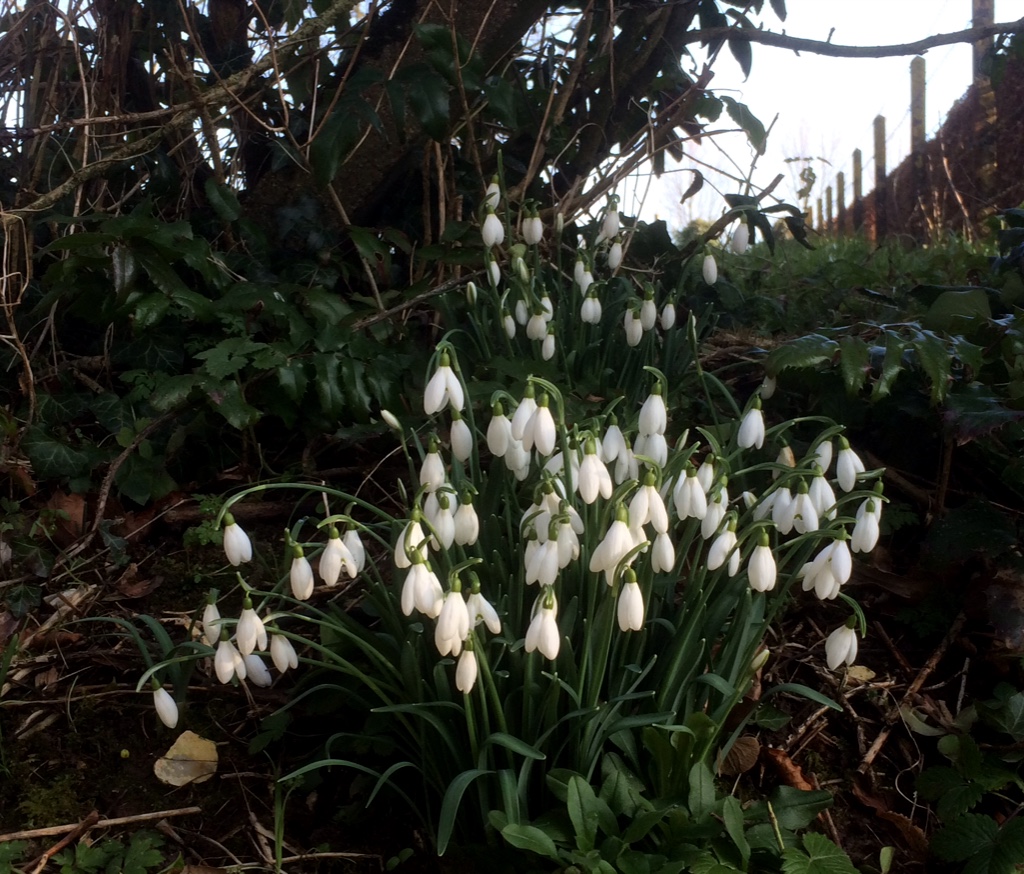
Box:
left=728, top=37, right=753, bottom=79
left=204, top=178, right=242, bottom=222
left=721, top=96, right=766, bottom=154
left=871, top=331, right=906, bottom=401
left=838, top=335, right=870, bottom=394
left=408, top=68, right=451, bottom=141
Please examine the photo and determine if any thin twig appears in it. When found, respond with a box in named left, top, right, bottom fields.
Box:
left=0, top=807, right=200, bottom=843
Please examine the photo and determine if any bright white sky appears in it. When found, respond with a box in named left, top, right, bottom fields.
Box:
left=626, top=0, right=1024, bottom=228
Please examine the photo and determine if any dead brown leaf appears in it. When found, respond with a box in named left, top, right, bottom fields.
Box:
left=719, top=736, right=760, bottom=776
left=44, top=490, right=86, bottom=543
left=761, top=747, right=814, bottom=791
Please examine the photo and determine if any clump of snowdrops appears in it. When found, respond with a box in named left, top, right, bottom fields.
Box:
left=140, top=190, right=883, bottom=853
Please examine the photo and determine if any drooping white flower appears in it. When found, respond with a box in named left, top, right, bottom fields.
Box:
left=435, top=588, right=470, bottom=656
left=400, top=558, right=444, bottom=618
left=202, top=596, right=222, bottom=647
left=486, top=403, right=512, bottom=458
left=651, top=532, right=676, bottom=573
left=813, top=439, right=834, bottom=474
left=574, top=255, right=588, bottom=288
left=637, top=432, right=668, bottom=468
left=707, top=523, right=740, bottom=576
left=320, top=529, right=357, bottom=586
left=526, top=311, right=547, bottom=341
left=489, top=260, right=501, bottom=287
left=456, top=647, right=479, bottom=693
left=523, top=397, right=557, bottom=456
left=542, top=331, right=556, bottom=361
left=215, top=637, right=246, bottom=683
left=597, top=200, right=620, bottom=243
left=773, top=444, right=796, bottom=480
left=525, top=538, right=560, bottom=587
left=830, top=538, right=853, bottom=584
left=290, top=549, right=315, bottom=600
left=345, top=527, right=366, bottom=573
left=450, top=413, right=473, bottom=463
left=467, top=587, right=501, bottom=634
left=556, top=517, right=581, bottom=567
left=484, top=178, right=500, bottom=210
left=523, top=213, right=544, bottom=246
left=581, top=294, right=602, bottom=324
left=270, top=632, right=299, bottom=673
left=825, top=623, right=859, bottom=670
left=731, top=222, right=750, bottom=254
left=153, top=684, right=178, bottom=729
left=640, top=297, right=657, bottom=331
left=453, top=496, right=480, bottom=546
left=808, top=470, right=838, bottom=520
left=244, top=654, right=273, bottom=687
left=629, top=474, right=669, bottom=533
left=660, top=301, right=677, bottom=330
left=617, top=578, right=645, bottom=632
left=601, top=420, right=627, bottom=464
left=428, top=492, right=456, bottom=550
left=789, top=486, right=819, bottom=535
left=222, top=515, right=252, bottom=566
left=420, top=447, right=446, bottom=492
left=524, top=588, right=560, bottom=660
left=589, top=506, right=636, bottom=585
left=638, top=386, right=667, bottom=437
left=747, top=533, right=777, bottom=593
left=624, top=309, right=643, bottom=346
left=607, top=240, right=623, bottom=271
left=851, top=499, right=881, bottom=553
left=672, top=469, right=707, bottom=521
left=578, top=440, right=613, bottom=504
left=771, top=486, right=795, bottom=535
left=836, top=438, right=865, bottom=492
left=696, top=459, right=716, bottom=494
left=737, top=403, right=765, bottom=449
left=236, top=599, right=268, bottom=656
left=701, top=487, right=728, bottom=540
left=423, top=352, right=465, bottom=415
left=482, top=210, right=505, bottom=248
left=503, top=311, right=516, bottom=337
left=510, top=387, right=538, bottom=442
left=613, top=437, right=639, bottom=485
left=579, top=269, right=595, bottom=296
left=395, top=516, right=428, bottom=568
left=702, top=253, right=718, bottom=285
left=760, top=374, right=777, bottom=400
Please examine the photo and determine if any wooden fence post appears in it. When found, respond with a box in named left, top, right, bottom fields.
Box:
left=911, top=56, right=927, bottom=236
left=836, top=171, right=846, bottom=237
left=873, top=115, right=887, bottom=240
left=973, top=0, right=997, bottom=221
left=826, top=186, right=833, bottom=236
left=852, top=148, right=864, bottom=231
left=816, top=196, right=823, bottom=233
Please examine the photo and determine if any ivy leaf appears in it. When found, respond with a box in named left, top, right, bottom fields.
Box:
left=21, top=427, right=91, bottom=479
left=781, top=833, right=858, bottom=874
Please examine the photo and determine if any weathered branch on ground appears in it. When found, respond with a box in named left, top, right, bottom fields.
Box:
left=687, top=18, right=1024, bottom=58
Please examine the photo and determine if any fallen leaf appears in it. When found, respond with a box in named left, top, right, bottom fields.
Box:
left=847, top=665, right=876, bottom=683
left=45, top=490, right=86, bottom=543
left=762, top=747, right=814, bottom=791
left=719, top=735, right=760, bottom=776
left=155, top=731, right=218, bottom=786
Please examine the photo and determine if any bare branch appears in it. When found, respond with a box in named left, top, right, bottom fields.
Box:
left=686, top=17, right=1024, bottom=59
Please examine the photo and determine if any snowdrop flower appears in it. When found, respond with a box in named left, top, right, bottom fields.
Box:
left=482, top=209, right=505, bottom=248
left=453, top=494, right=480, bottom=546
left=659, top=299, right=677, bottom=330
left=851, top=499, right=881, bottom=553
left=702, top=253, right=718, bottom=285
left=465, top=280, right=477, bottom=306
left=523, top=211, right=544, bottom=246
left=597, top=198, right=620, bottom=244
left=526, top=537, right=560, bottom=587
left=290, top=547, right=315, bottom=600
left=771, top=486, right=795, bottom=534
left=607, top=239, right=623, bottom=271
left=510, top=385, right=538, bottom=441
left=523, top=395, right=557, bottom=456
left=400, top=556, right=443, bottom=618
left=456, top=647, right=478, bottom=693
left=428, top=492, right=456, bottom=550
left=514, top=256, right=529, bottom=282
left=635, top=432, right=668, bottom=468
left=244, top=654, right=273, bottom=687
left=579, top=268, right=595, bottom=296
left=556, top=516, right=581, bottom=567
left=503, top=311, right=516, bottom=338
left=808, top=469, right=838, bottom=520
left=320, top=527, right=357, bottom=585
left=514, top=299, right=529, bottom=328
left=589, top=505, right=636, bottom=585
left=423, top=351, right=465, bottom=415
left=617, top=574, right=645, bottom=632
left=526, top=310, right=547, bottom=341
left=395, top=515, right=428, bottom=568
left=651, top=532, right=676, bottom=573
left=629, top=471, right=670, bottom=533
left=542, top=329, right=556, bottom=362
left=152, top=683, right=178, bottom=729
left=420, top=442, right=446, bottom=492
left=830, top=538, right=853, bottom=584
left=578, top=439, right=613, bottom=504
left=525, top=588, right=560, bottom=660
left=825, top=622, right=859, bottom=670
left=215, top=635, right=246, bottom=683
left=731, top=222, right=750, bottom=254
left=504, top=436, right=532, bottom=480
left=381, top=408, right=402, bottom=431
left=707, top=522, right=741, bottom=577
left=640, top=295, right=657, bottom=331
left=581, top=292, right=602, bottom=324
left=486, top=402, right=512, bottom=457
left=613, top=435, right=639, bottom=485
left=449, top=411, right=474, bottom=463
left=696, top=458, right=716, bottom=493
left=747, top=532, right=777, bottom=593
left=737, top=401, right=765, bottom=449
left=484, top=177, right=500, bottom=210
left=222, top=514, right=252, bottom=566
left=836, top=438, right=865, bottom=492
left=701, top=485, right=729, bottom=540
left=270, top=632, right=298, bottom=673
left=813, top=439, right=834, bottom=474
left=466, top=582, right=501, bottom=634
left=760, top=374, right=777, bottom=400
left=624, top=308, right=643, bottom=347
left=638, top=385, right=667, bottom=437
left=601, top=417, right=627, bottom=464
left=488, top=260, right=501, bottom=287
left=435, top=587, right=470, bottom=656
left=789, top=483, right=819, bottom=535
left=236, top=598, right=268, bottom=656
left=773, top=444, right=796, bottom=480
left=673, top=468, right=707, bottom=521
left=202, top=594, right=222, bottom=647
left=574, top=255, right=588, bottom=288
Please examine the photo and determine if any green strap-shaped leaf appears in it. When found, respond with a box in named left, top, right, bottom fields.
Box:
left=436, top=768, right=494, bottom=855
